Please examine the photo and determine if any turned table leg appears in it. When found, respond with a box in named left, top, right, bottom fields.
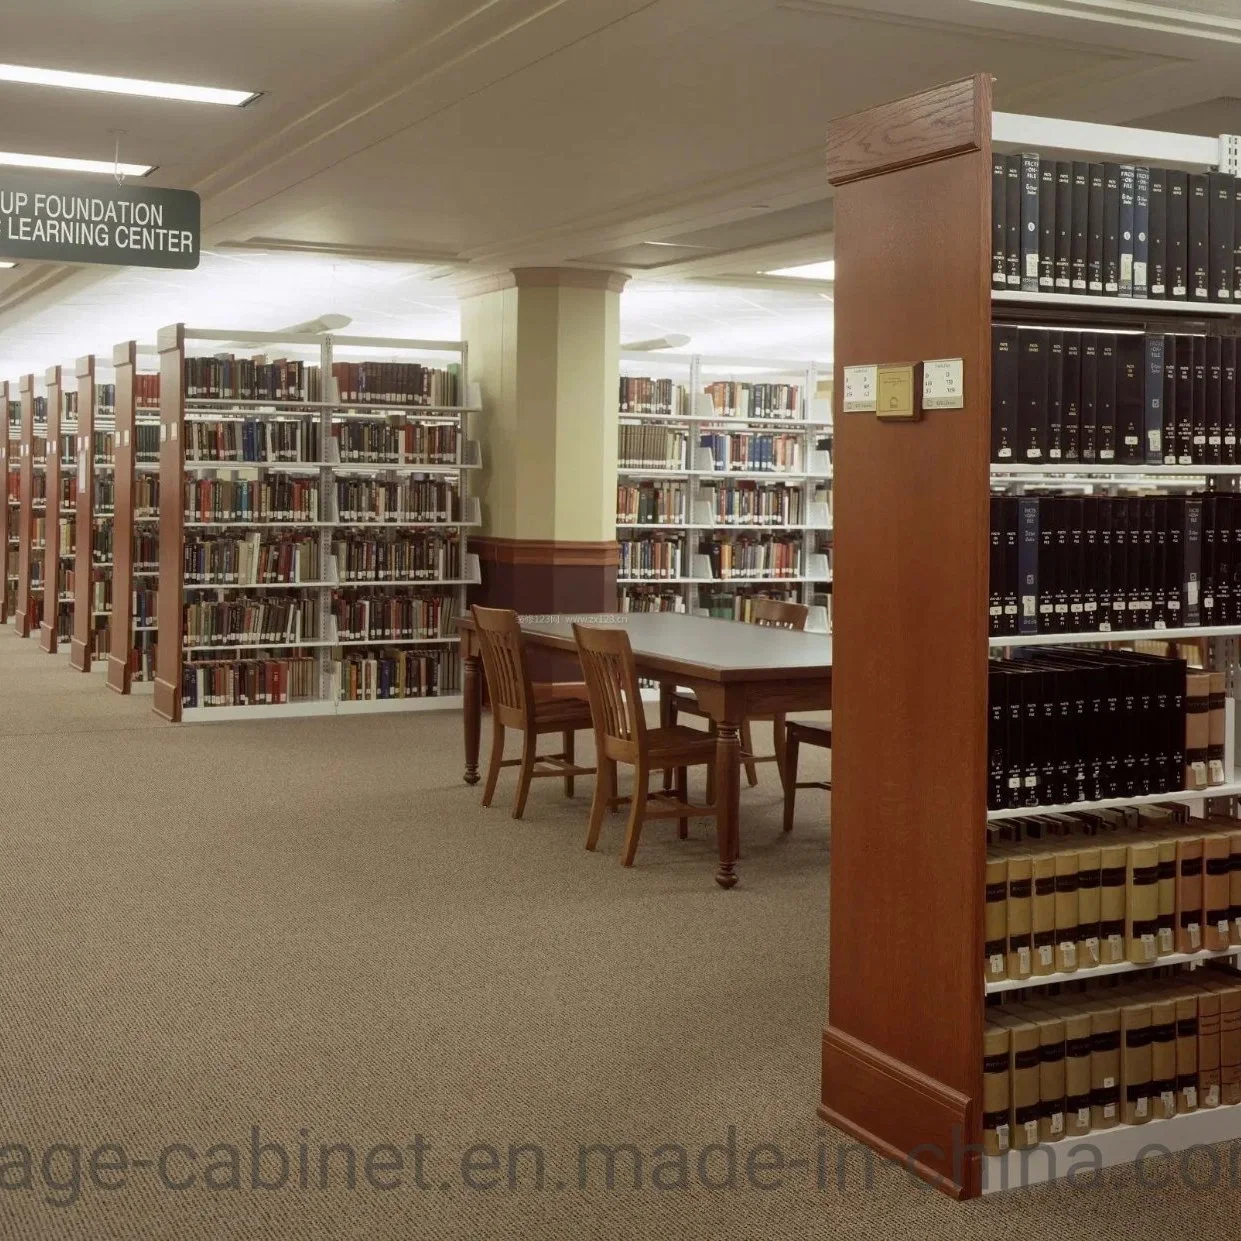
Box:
left=463, top=653, right=483, bottom=785
left=714, top=720, right=742, bottom=889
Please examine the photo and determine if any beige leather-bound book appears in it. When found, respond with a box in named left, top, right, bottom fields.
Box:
left=1076, top=845, right=1103, bottom=967
left=1175, top=833, right=1205, bottom=954
left=1006, top=854, right=1034, bottom=979
left=1208, top=670, right=1226, bottom=786
left=1120, top=999, right=1153, bottom=1126
left=1031, top=852, right=1058, bottom=976
left=1053, top=849, right=1079, bottom=973
left=1098, top=843, right=1128, bottom=964
left=1198, top=989, right=1222, bottom=1108
left=1147, top=995, right=1178, bottom=1121
left=1125, top=841, right=1160, bottom=964
left=1203, top=832, right=1232, bottom=951
left=1090, top=1000, right=1122, bottom=1131
left=982, top=1020, right=1012, bottom=1157
left=985, top=853, right=1009, bottom=983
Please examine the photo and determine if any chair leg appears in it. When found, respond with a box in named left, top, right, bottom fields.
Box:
left=675, top=766, right=688, bottom=839
left=772, top=714, right=788, bottom=786
left=660, top=686, right=674, bottom=792
left=512, top=727, right=537, bottom=820
left=586, top=757, right=613, bottom=851
left=621, top=762, right=649, bottom=867
left=481, top=718, right=505, bottom=807
left=740, top=718, right=759, bottom=787
left=782, top=731, right=801, bottom=834
left=563, top=729, right=575, bottom=798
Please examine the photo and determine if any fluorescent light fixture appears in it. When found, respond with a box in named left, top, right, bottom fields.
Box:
left=0, top=151, right=153, bottom=177
left=764, top=260, right=835, bottom=281
left=0, top=63, right=259, bottom=106
left=0, top=261, right=16, bottom=270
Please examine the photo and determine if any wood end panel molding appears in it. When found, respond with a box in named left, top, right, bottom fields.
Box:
left=827, top=75, right=989, bottom=186
left=472, top=537, right=619, bottom=568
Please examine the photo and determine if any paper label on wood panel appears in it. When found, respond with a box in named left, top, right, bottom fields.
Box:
left=842, top=365, right=877, bottom=413
left=922, top=358, right=964, bottom=409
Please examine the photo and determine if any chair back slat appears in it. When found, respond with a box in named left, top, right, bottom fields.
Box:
left=472, top=605, right=534, bottom=727
left=750, top=597, right=809, bottom=631
left=573, top=623, right=645, bottom=756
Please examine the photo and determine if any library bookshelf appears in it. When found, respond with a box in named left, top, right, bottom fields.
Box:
left=106, top=342, right=161, bottom=694
left=615, top=352, right=833, bottom=632
left=1, top=382, right=17, bottom=624
left=13, top=373, right=46, bottom=639
left=823, top=76, right=1241, bottom=1198
left=152, top=325, right=481, bottom=723
left=38, top=364, right=78, bottom=654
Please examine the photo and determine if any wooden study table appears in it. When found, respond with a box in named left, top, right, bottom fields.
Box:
left=457, top=612, right=833, bottom=888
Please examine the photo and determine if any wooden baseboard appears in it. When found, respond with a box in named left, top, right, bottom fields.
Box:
left=821, top=1025, right=978, bottom=1198
left=152, top=677, right=179, bottom=722
left=38, top=620, right=56, bottom=654
left=471, top=536, right=619, bottom=567
left=14, top=612, right=30, bottom=638
left=68, top=638, right=90, bottom=672
left=106, top=654, right=130, bottom=695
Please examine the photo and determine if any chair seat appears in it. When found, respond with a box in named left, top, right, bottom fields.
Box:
left=646, top=725, right=719, bottom=763
left=533, top=681, right=590, bottom=701
left=532, top=694, right=595, bottom=728
left=787, top=720, right=831, bottom=748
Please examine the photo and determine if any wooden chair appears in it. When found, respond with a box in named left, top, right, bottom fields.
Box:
left=781, top=720, right=832, bottom=833
left=661, top=597, right=809, bottom=786
left=573, top=622, right=719, bottom=867
left=472, top=605, right=596, bottom=819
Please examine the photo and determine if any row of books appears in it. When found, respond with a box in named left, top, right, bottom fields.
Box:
left=95, top=385, right=116, bottom=410
left=92, top=429, right=114, bottom=463
left=134, top=375, right=160, bottom=406
left=989, top=493, right=1233, bottom=638
left=182, top=600, right=322, bottom=648
left=331, top=361, right=459, bottom=408
left=57, top=521, right=75, bottom=554
left=332, top=534, right=463, bottom=583
left=184, top=418, right=322, bottom=464
left=134, top=424, right=160, bottom=457
left=702, top=381, right=803, bottom=421
left=29, top=516, right=45, bottom=546
left=94, top=477, right=115, bottom=510
left=616, top=482, right=687, bottom=525
left=618, top=536, right=682, bottom=580
left=618, top=376, right=686, bottom=417
left=993, top=327, right=1241, bottom=466
left=92, top=524, right=112, bottom=562
left=334, top=479, right=461, bottom=524
left=337, top=649, right=461, bottom=701
left=133, top=533, right=158, bottom=568
left=89, top=580, right=111, bottom=612
left=697, top=431, right=803, bottom=473
left=702, top=480, right=818, bottom=526
left=181, top=655, right=317, bottom=708
left=129, top=633, right=156, bottom=682
left=58, top=478, right=77, bottom=507
left=184, top=357, right=320, bottom=402
left=134, top=476, right=159, bottom=516
left=331, top=592, right=458, bottom=641
left=700, top=587, right=809, bottom=623
left=985, top=808, right=1241, bottom=984
left=89, top=622, right=110, bottom=660
left=987, top=649, right=1192, bottom=811
left=182, top=535, right=322, bottom=585
left=133, top=589, right=157, bottom=626
left=983, top=971, right=1241, bottom=1156
left=619, top=425, right=689, bottom=471
left=991, top=154, right=1241, bottom=301
left=183, top=479, right=320, bottom=523
left=698, top=536, right=803, bottom=580
left=333, top=422, right=460, bottom=465
left=617, top=587, right=687, bottom=614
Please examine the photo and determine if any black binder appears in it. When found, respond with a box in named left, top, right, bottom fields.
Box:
left=1166, top=170, right=1189, bottom=299
left=992, top=154, right=1008, bottom=289
left=1119, top=164, right=1136, bottom=297
left=1048, top=331, right=1065, bottom=461
left=1039, top=159, right=1057, bottom=292
left=1103, top=163, right=1121, bottom=296
left=992, top=325, right=1019, bottom=462
left=1193, top=335, right=1207, bottom=462
left=1021, top=153, right=1041, bottom=293
left=1224, top=336, right=1237, bottom=466
left=1063, top=332, right=1082, bottom=461
left=1175, top=336, right=1194, bottom=464
left=1019, top=328, right=1049, bottom=461
left=1115, top=334, right=1144, bottom=463
left=1184, top=498, right=1203, bottom=626
left=1189, top=173, right=1210, bottom=301
left=1162, top=335, right=1177, bottom=466
left=1006, top=155, right=1022, bottom=288
left=1133, top=166, right=1150, bottom=299
left=1209, top=171, right=1235, bottom=302
left=1144, top=334, right=1165, bottom=465
left=1018, top=497, right=1040, bottom=635
left=1087, top=163, right=1106, bottom=294
left=1097, top=333, right=1117, bottom=460
left=1071, top=161, right=1089, bottom=293
left=1207, top=335, right=1223, bottom=464
left=1148, top=168, right=1167, bottom=298
left=1081, top=332, right=1099, bottom=461
left=1056, top=161, right=1073, bottom=292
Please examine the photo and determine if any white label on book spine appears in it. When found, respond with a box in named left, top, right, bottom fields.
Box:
left=1208, top=1085, right=1220, bottom=1106
left=1039, top=944, right=1054, bottom=967
left=1017, top=946, right=1031, bottom=975
left=1076, top=1107, right=1090, bottom=1128
left=922, top=358, right=964, bottom=409
left=1185, top=1086, right=1198, bottom=1108
left=1188, top=921, right=1201, bottom=949
left=842, top=365, right=877, bottom=413
left=1159, top=927, right=1174, bottom=954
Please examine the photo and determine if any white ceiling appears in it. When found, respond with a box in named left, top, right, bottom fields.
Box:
left=2, top=0, right=1241, bottom=370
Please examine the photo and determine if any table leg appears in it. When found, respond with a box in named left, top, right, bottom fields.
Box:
left=714, top=721, right=741, bottom=889
left=463, top=653, right=482, bottom=785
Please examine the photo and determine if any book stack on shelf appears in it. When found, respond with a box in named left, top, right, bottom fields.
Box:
left=150, top=326, right=481, bottom=722
left=2, top=385, right=18, bottom=623
left=13, top=378, right=50, bottom=639
left=615, top=353, right=833, bottom=631
left=823, top=77, right=1241, bottom=1198
left=39, top=368, right=79, bottom=653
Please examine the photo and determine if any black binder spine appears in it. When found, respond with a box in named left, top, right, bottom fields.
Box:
left=1048, top=331, right=1065, bottom=461
left=1176, top=336, right=1194, bottom=464
left=1184, top=498, right=1203, bottom=627
left=1097, top=333, right=1117, bottom=461
left=1039, top=159, right=1056, bottom=292
left=1167, top=170, right=1188, bottom=300
left=1207, top=335, right=1223, bottom=465
left=1103, top=163, right=1121, bottom=296
left=1081, top=332, right=1099, bottom=461
left=1193, top=335, right=1207, bottom=463
left=1162, top=335, right=1177, bottom=466
left=1003, top=501, right=1019, bottom=633
left=1210, top=171, right=1235, bottom=302
left=1233, top=178, right=1241, bottom=303
left=992, top=154, right=1008, bottom=289
left=1063, top=332, right=1082, bottom=461
left=1148, top=168, right=1167, bottom=299
left=1119, top=164, right=1136, bottom=297
left=1021, top=153, right=1041, bottom=293
left=1224, top=336, right=1238, bottom=466
left=1019, top=328, right=1049, bottom=462
left=1189, top=172, right=1210, bottom=301
left=989, top=496, right=1004, bottom=635
left=1019, top=497, right=1040, bottom=635
left=1056, top=161, right=1073, bottom=291
left=1144, top=333, right=1165, bottom=465
left=1116, top=333, right=1144, bottom=463
left=992, top=324, right=1018, bottom=462
left=1071, top=161, right=1089, bottom=293
left=1133, top=165, right=1150, bottom=299
left=1088, top=163, right=1106, bottom=294
left=1006, top=155, right=1022, bottom=288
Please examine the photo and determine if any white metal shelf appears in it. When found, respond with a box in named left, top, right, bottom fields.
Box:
left=617, top=522, right=832, bottom=532
left=183, top=637, right=340, bottom=653
left=992, top=462, right=1234, bottom=477
left=334, top=635, right=460, bottom=647
left=987, top=782, right=1241, bottom=822
left=985, top=946, right=1239, bottom=995
left=617, top=467, right=829, bottom=480
left=183, top=399, right=481, bottom=415
left=182, top=579, right=340, bottom=591
left=619, top=575, right=830, bottom=585
left=992, top=289, right=1241, bottom=317
left=992, top=623, right=1241, bottom=648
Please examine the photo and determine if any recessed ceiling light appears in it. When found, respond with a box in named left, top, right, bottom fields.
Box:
left=0, top=151, right=153, bottom=177
left=0, top=63, right=259, bottom=107
left=764, top=260, right=835, bottom=281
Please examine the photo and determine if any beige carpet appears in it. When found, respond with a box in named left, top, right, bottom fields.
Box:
left=1, top=625, right=1239, bottom=1240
